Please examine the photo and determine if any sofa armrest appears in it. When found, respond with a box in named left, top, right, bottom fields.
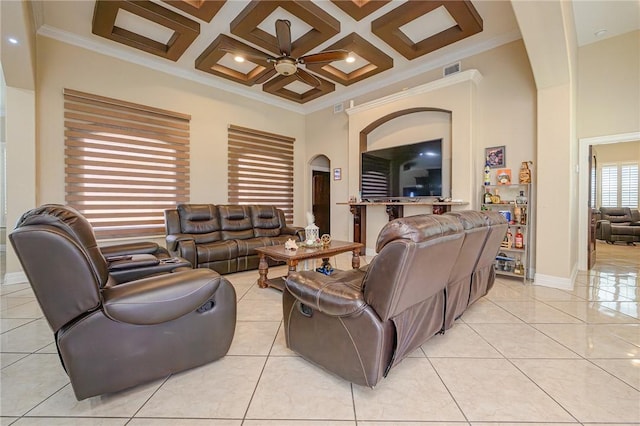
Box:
left=101, top=241, right=167, bottom=258
left=102, top=269, right=220, bottom=325
left=282, top=226, right=305, bottom=241
left=284, top=270, right=367, bottom=316
left=597, top=220, right=612, bottom=240
left=166, top=233, right=195, bottom=252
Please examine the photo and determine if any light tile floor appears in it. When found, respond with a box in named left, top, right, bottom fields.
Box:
left=1, top=242, right=639, bottom=425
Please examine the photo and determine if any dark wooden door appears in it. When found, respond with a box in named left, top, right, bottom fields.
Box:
left=312, top=171, right=331, bottom=236
left=588, top=146, right=596, bottom=269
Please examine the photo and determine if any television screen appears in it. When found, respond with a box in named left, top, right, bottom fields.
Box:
left=361, top=139, right=445, bottom=200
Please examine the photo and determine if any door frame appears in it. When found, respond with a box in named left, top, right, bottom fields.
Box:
left=578, top=131, right=640, bottom=270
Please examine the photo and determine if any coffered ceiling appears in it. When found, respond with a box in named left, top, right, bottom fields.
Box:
left=34, top=0, right=523, bottom=112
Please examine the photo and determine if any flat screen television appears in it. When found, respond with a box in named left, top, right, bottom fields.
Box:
left=361, top=139, right=449, bottom=201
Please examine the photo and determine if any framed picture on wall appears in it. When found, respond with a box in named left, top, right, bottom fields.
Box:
left=485, top=145, right=506, bottom=168
left=333, top=168, right=342, bottom=181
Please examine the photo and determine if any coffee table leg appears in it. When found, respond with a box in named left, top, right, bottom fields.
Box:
left=352, top=249, right=360, bottom=269
left=258, top=253, right=268, bottom=288
left=288, top=260, right=298, bottom=275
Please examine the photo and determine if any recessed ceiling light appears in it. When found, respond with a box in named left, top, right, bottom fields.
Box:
left=345, top=55, right=356, bottom=64
left=594, top=29, right=608, bottom=38
left=8, top=37, right=18, bottom=45
left=234, top=56, right=245, bottom=63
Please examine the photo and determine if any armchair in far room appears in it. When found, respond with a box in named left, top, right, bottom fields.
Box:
left=595, top=207, right=640, bottom=245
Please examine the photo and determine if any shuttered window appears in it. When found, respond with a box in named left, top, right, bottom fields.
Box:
left=599, top=163, right=639, bottom=209
left=64, top=89, right=190, bottom=239
left=227, top=125, right=294, bottom=223
left=600, top=165, right=618, bottom=208
left=621, top=164, right=639, bottom=208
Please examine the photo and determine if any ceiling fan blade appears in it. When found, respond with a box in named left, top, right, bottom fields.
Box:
left=255, top=68, right=277, bottom=84
left=296, top=68, right=322, bottom=88
left=275, top=19, right=292, bottom=56
left=298, top=50, right=349, bottom=65
left=218, top=44, right=274, bottom=62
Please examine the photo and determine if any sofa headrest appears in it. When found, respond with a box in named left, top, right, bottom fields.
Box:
left=444, top=210, right=487, bottom=230
left=599, top=207, right=632, bottom=223
left=177, top=204, right=220, bottom=234
left=376, top=214, right=463, bottom=253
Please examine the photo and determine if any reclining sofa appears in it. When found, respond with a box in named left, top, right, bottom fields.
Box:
left=282, top=211, right=507, bottom=387
left=10, top=205, right=237, bottom=400
left=165, top=204, right=304, bottom=274
left=595, top=207, right=640, bottom=244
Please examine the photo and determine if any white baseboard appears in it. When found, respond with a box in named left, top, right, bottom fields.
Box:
left=533, top=268, right=576, bottom=290
left=3, top=271, right=28, bottom=285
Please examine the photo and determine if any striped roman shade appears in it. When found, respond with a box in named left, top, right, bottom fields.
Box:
left=227, top=125, right=294, bottom=223
left=64, top=89, right=190, bottom=239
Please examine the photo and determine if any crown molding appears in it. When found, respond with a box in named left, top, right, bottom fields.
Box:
left=345, top=69, right=482, bottom=115
left=36, top=25, right=306, bottom=115
left=302, top=28, right=521, bottom=114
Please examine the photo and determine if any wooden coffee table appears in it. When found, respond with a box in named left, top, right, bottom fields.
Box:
left=255, top=240, right=364, bottom=290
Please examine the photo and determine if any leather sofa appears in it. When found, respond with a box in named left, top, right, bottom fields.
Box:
left=595, top=207, right=640, bottom=244
left=10, top=205, right=236, bottom=400
left=165, top=204, right=304, bottom=274
left=282, top=211, right=506, bottom=387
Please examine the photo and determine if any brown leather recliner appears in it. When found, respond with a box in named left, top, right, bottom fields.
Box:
left=283, top=214, right=465, bottom=387
left=9, top=205, right=236, bottom=400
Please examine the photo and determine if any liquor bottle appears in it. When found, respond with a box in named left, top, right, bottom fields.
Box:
left=516, top=190, right=528, bottom=204
left=484, top=189, right=493, bottom=204
left=506, top=227, right=513, bottom=249
left=520, top=208, right=527, bottom=225
left=484, top=159, right=491, bottom=186
left=514, top=257, right=524, bottom=275
left=515, top=227, right=524, bottom=249
left=491, top=188, right=501, bottom=204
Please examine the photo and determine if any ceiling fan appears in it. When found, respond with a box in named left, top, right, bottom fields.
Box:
left=221, top=19, right=350, bottom=88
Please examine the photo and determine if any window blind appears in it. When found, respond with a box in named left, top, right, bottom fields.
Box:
left=227, top=124, right=294, bottom=223
left=600, top=165, right=618, bottom=207
left=64, top=89, right=190, bottom=239
left=621, top=164, right=639, bottom=208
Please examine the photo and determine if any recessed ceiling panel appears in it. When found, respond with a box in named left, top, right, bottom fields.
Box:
left=162, top=0, right=226, bottom=22
left=195, top=34, right=271, bottom=86
left=330, top=0, right=392, bottom=21
left=306, top=33, right=392, bottom=86
left=371, top=0, right=483, bottom=60
left=92, top=0, right=200, bottom=61
left=230, top=1, right=341, bottom=58
left=263, top=73, right=335, bottom=103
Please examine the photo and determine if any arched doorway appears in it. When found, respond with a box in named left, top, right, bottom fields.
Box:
left=310, top=155, right=331, bottom=235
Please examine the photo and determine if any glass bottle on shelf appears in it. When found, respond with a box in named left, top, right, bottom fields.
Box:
left=515, top=227, right=524, bottom=249
left=516, top=190, right=528, bottom=205
left=514, top=206, right=522, bottom=225
left=520, top=208, right=527, bottom=225
left=514, top=257, right=524, bottom=275
left=484, top=188, right=493, bottom=204
left=491, top=188, right=501, bottom=204
left=484, top=159, right=491, bottom=186
left=506, top=227, right=513, bottom=248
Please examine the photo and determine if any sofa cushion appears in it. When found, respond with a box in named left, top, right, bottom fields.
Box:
left=250, top=205, right=283, bottom=238
left=219, top=205, right=254, bottom=240
left=196, top=240, right=239, bottom=264
left=375, top=214, right=463, bottom=253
